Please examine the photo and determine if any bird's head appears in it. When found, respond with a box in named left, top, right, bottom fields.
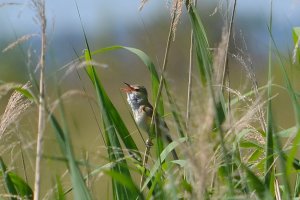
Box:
left=121, top=82, right=149, bottom=109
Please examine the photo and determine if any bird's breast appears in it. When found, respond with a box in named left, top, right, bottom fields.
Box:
left=133, top=107, right=151, bottom=133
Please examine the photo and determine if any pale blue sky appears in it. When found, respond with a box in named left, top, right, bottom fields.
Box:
left=1, top=0, right=300, bottom=62
left=1, top=0, right=299, bottom=36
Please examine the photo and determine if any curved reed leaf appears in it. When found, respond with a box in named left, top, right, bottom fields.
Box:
left=292, top=27, right=300, bottom=64
left=265, top=4, right=274, bottom=190
left=90, top=46, right=164, bottom=115
left=241, top=163, right=272, bottom=199
left=141, top=137, right=187, bottom=191
left=11, top=85, right=91, bottom=199
left=0, top=157, right=33, bottom=200
left=55, top=176, right=65, bottom=200
left=104, top=170, right=143, bottom=199
left=185, top=1, right=233, bottom=195
left=185, top=2, right=211, bottom=85
left=85, top=48, right=141, bottom=160
left=84, top=49, right=142, bottom=200
left=50, top=114, right=92, bottom=200
left=269, top=29, right=300, bottom=198
left=0, top=157, right=18, bottom=200
left=89, top=46, right=186, bottom=157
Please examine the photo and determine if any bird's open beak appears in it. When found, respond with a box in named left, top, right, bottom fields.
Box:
left=121, top=82, right=134, bottom=93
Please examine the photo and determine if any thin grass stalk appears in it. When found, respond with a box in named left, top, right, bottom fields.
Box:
left=186, top=0, right=197, bottom=131
left=73, top=0, right=108, bottom=146
left=243, top=66, right=267, bottom=133
left=254, top=88, right=267, bottom=133
left=227, top=1, right=266, bottom=132
left=72, top=47, right=106, bottom=146
left=139, top=143, right=152, bottom=189
left=149, top=1, right=178, bottom=175
left=273, top=130, right=291, bottom=199
left=274, top=175, right=282, bottom=200
left=48, top=97, right=92, bottom=199
left=186, top=25, right=194, bottom=131
left=244, top=50, right=267, bottom=132
left=19, top=140, right=28, bottom=183
left=264, top=0, right=274, bottom=190
left=33, top=1, right=46, bottom=200
left=269, top=29, right=300, bottom=177
left=164, top=80, right=186, bottom=137
left=294, top=174, right=300, bottom=197
left=72, top=1, right=108, bottom=147
left=220, top=0, right=237, bottom=89
left=150, top=0, right=178, bottom=128
left=84, top=48, right=142, bottom=198
left=184, top=0, right=234, bottom=194
left=140, top=0, right=179, bottom=188
left=221, top=0, right=237, bottom=124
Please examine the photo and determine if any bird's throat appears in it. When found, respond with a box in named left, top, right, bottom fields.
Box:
left=127, top=93, right=147, bottom=110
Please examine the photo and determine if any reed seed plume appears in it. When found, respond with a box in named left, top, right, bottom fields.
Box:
left=185, top=97, right=215, bottom=199
left=0, top=83, right=32, bottom=139
left=224, top=91, right=266, bottom=145
left=232, top=31, right=267, bottom=132
left=170, top=0, right=183, bottom=41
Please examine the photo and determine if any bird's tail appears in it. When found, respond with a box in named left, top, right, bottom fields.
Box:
left=156, top=116, right=179, bottom=160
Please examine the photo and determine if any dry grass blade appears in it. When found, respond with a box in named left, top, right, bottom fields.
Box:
left=60, top=60, right=108, bottom=83
left=49, top=90, right=96, bottom=114
left=0, top=83, right=32, bottom=139
left=2, top=34, right=38, bottom=53
left=150, top=0, right=179, bottom=133
left=142, top=0, right=181, bottom=189
left=139, top=142, right=152, bottom=189
left=186, top=114, right=214, bottom=198
left=274, top=176, right=282, bottom=200
left=139, top=0, right=148, bottom=11
left=224, top=89, right=267, bottom=142
left=0, top=3, right=23, bottom=8
left=220, top=0, right=237, bottom=88
left=213, top=29, right=229, bottom=100
left=186, top=30, right=193, bottom=129
left=186, top=0, right=197, bottom=130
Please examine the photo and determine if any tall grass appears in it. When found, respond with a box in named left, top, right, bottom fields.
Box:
left=32, top=1, right=47, bottom=199
left=0, top=0, right=300, bottom=199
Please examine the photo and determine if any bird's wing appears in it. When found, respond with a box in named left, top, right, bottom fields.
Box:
left=141, top=104, right=153, bottom=118
left=142, top=104, right=178, bottom=159
left=142, top=104, right=169, bottom=133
